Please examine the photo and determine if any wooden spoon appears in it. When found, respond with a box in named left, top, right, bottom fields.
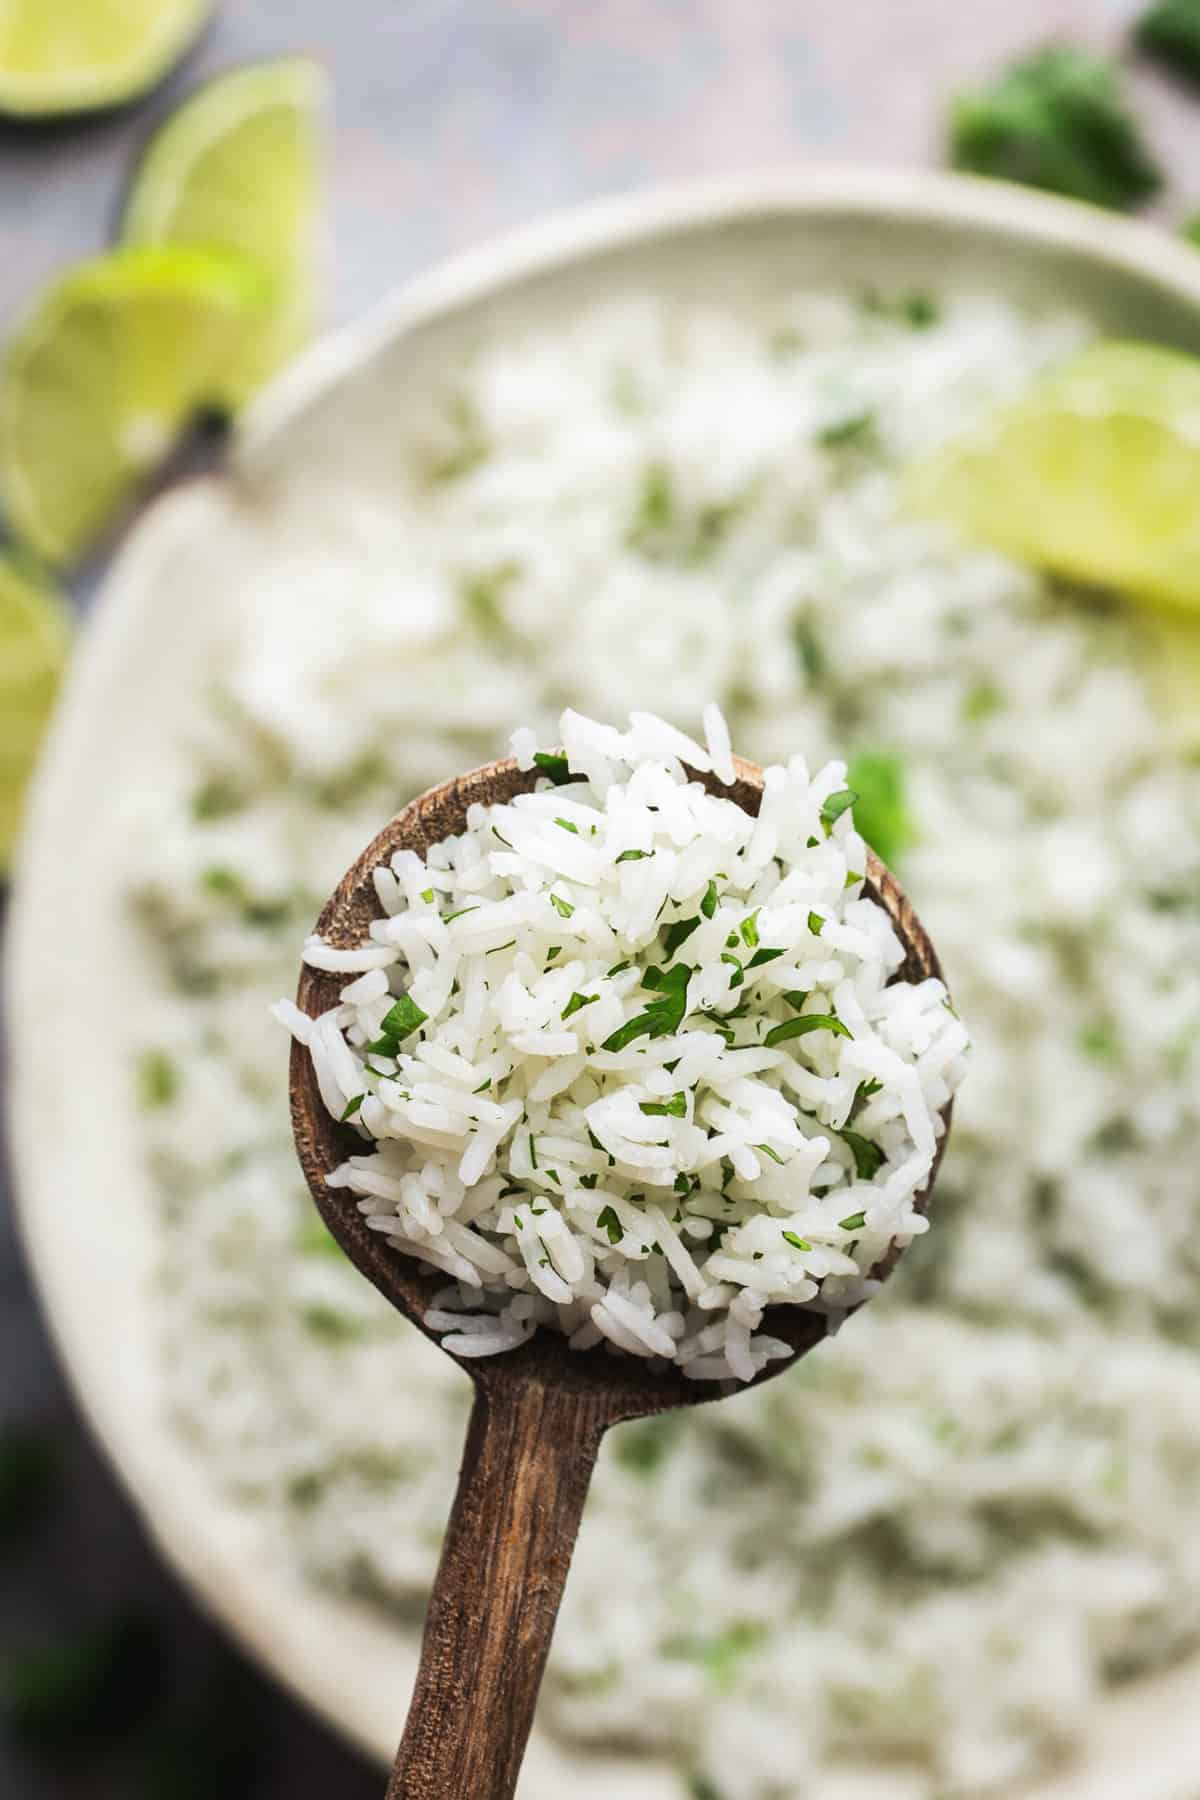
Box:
left=289, top=753, right=952, bottom=1800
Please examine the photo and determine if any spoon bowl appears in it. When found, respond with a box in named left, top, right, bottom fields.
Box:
left=290, top=750, right=952, bottom=1799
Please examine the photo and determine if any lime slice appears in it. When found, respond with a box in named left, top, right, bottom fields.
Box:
left=121, top=58, right=326, bottom=400
left=0, top=0, right=210, bottom=119
left=0, top=557, right=71, bottom=873
left=907, top=342, right=1200, bottom=613
left=1, top=245, right=269, bottom=566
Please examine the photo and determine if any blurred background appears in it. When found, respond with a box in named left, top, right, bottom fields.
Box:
left=1, top=2, right=1198, bottom=1796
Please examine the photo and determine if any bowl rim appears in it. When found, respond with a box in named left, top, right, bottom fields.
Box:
left=11, top=163, right=1200, bottom=1794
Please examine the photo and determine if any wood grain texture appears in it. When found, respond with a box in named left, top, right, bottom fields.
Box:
left=289, top=751, right=953, bottom=1799
left=387, top=1381, right=606, bottom=1798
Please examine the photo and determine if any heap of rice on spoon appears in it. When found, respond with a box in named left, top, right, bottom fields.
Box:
left=278, top=706, right=966, bottom=1382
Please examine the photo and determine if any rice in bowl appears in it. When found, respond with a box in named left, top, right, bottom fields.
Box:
left=130, top=285, right=1200, bottom=1798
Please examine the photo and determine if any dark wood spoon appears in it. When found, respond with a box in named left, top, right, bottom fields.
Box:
left=289, top=753, right=951, bottom=1800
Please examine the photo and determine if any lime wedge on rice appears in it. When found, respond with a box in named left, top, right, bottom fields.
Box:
left=121, top=58, right=326, bottom=400
left=907, top=342, right=1200, bottom=614
left=0, top=557, right=71, bottom=873
left=0, top=245, right=270, bottom=566
left=0, top=0, right=210, bottom=119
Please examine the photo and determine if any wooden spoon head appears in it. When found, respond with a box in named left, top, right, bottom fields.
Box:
left=290, top=755, right=952, bottom=1426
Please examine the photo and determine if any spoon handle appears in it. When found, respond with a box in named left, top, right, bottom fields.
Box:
left=387, top=1379, right=609, bottom=1799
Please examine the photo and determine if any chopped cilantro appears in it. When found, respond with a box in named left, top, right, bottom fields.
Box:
left=782, top=1230, right=812, bottom=1251
left=601, top=962, right=691, bottom=1051
left=472, top=1078, right=492, bottom=1093
left=738, top=909, right=760, bottom=949
left=640, top=1093, right=687, bottom=1118
left=550, top=892, right=575, bottom=918
left=596, top=1204, right=623, bottom=1244
left=485, top=939, right=516, bottom=955
left=444, top=906, right=480, bottom=923
left=674, top=1172, right=691, bottom=1195
left=340, top=1094, right=364, bottom=1122
left=783, top=989, right=810, bottom=1012
left=381, top=995, right=428, bottom=1041
left=562, top=991, right=598, bottom=1021
left=841, top=1130, right=884, bottom=1180
left=616, top=848, right=653, bottom=862
left=820, top=787, right=857, bottom=829
left=818, top=411, right=876, bottom=449
left=137, top=1049, right=178, bottom=1110
left=533, top=751, right=572, bottom=785
left=528, top=1134, right=538, bottom=1169
left=756, top=1143, right=785, bottom=1165
left=1136, top=0, right=1200, bottom=81
left=720, top=951, right=745, bottom=989
left=847, top=750, right=914, bottom=867
left=555, top=817, right=579, bottom=834
left=579, top=1173, right=600, bottom=1190
left=663, top=916, right=701, bottom=957
left=546, top=946, right=562, bottom=962
left=838, top=1210, right=867, bottom=1233
left=948, top=46, right=1161, bottom=211
left=701, top=878, right=719, bottom=919
left=807, top=911, right=825, bottom=936
left=607, top=959, right=632, bottom=977
left=747, top=946, right=785, bottom=970
left=420, top=887, right=434, bottom=904
left=764, top=1014, right=853, bottom=1046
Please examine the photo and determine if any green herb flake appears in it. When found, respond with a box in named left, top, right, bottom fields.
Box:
left=602, top=962, right=691, bottom=1051
left=847, top=750, right=914, bottom=867
left=380, top=995, right=428, bottom=1041
left=1136, top=0, right=1200, bottom=83
left=607, top=959, right=632, bottom=977
left=555, top=817, right=579, bottom=835
left=838, top=1210, right=867, bottom=1233
left=747, top=945, right=785, bottom=970
left=807, top=911, right=825, bottom=936
left=579, top=1172, right=600, bottom=1191
left=545, top=946, right=562, bottom=962
left=616, top=848, right=653, bottom=863
left=782, top=1230, right=812, bottom=1251
left=700, top=878, right=719, bottom=919
left=764, top=1013, right=852, bottom=1047
left=674, top=1172, right=691, bottom=1195
left=340, top=1094, right=365, bottom=1123
left=783, top=989, right=810, bottom=1012
left=485, top=939, right=516, bottom=955
left=821, top=788, right=857, bottom=830
left=948, top=46, right=1161, bottom=212
left=472, top=1078, right=492, bottom=1093
left=756, top=1143, right=785, bottom=1165
left=818, top=411, right=876, bottom=450
left=663, top=915, right=701, bottom=957
left=640, top=1092, right=687, bottom=1118
left=137, top=1049, right=178, bottom=1110
left=720, top=951, right=745, bottom=989
left=841, top=1130, right=885, bottom=1180
left=597, top=1204, right=623, bottom=1245
left=420, top=887, right=435, bottom=904
left=562, top=991, right=598, bottom=1021
left=550, top=892, right=575, bottom=919
left=738, top=909, right=760, bottom=949
left=533, top=751, right=573, bottom=785
left=444, top=905, right=480, bottom=923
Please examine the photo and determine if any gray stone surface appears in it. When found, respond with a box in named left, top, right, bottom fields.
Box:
left=1, top=2, right=1196, bottom=1794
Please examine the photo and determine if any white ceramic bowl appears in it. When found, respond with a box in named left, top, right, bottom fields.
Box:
left=10, top=168, right=1200, bottom=1799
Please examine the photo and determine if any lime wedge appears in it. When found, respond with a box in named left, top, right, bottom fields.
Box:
left=907, top=342, right=1200, bottom=613
left=0, top=0, right=210, bottom=119
left=121, top=58, right=326, bottom=400
left=0, top=245, right=269, bottom=566
left=0, top=558, right=71, bottom=873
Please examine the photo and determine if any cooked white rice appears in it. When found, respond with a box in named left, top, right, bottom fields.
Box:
left=281, top=708, right=964, bottom=1379
left=130, top=286, right=1200, bottom=1798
